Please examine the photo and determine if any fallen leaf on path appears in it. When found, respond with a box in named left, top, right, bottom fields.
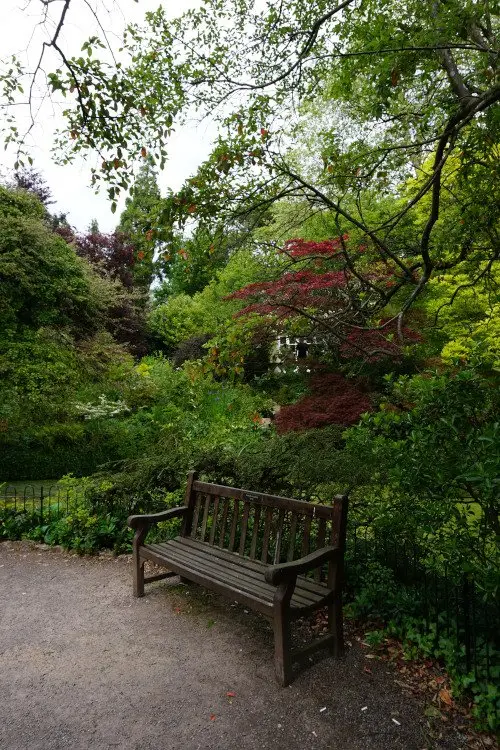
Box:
left=210, top=714, right=216, bottom=721
left=439, top=688, right=453, bottom=706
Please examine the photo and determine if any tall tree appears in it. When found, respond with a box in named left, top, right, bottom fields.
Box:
left=2, top=0, right=498, bottom=334
left=117, top=160, right=161, bottom=291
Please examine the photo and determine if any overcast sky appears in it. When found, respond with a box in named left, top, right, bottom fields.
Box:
left=0, top=0, right=215, bottom=231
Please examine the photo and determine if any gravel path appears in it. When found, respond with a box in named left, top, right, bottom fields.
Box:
left=0, top=541, right=460, bottom=750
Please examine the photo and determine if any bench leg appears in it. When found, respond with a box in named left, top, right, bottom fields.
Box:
left=273, top=580, right=295, bottom=686
left=328, top=593, right=344, bottom=657
left=133, top=554, right=145, bottom=598
left=273, top=609, right=292, bottom=686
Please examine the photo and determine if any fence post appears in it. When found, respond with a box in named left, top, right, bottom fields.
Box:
left=39, top=485, right=44, bottom=525
left=462, top=575, right=472, bottom=674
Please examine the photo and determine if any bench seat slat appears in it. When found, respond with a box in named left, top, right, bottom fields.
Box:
left=146, top=543, right=292, bottom=606
left=144, top=539, right=330, bottom=609
left=142, top=544, right=273, bottom=616
left=177, top=537, right=330, bottom=598
left=163, top=540, right=320, bottom=608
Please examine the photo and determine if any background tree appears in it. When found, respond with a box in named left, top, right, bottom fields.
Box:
left=13, top=168, right=54, bottom=207
left=3, top=0, right=495, bottom=340
left=117, top=160, right=161, bottom=291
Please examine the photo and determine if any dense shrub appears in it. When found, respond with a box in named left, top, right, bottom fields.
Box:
left=171, top=334, right=211, bottom=367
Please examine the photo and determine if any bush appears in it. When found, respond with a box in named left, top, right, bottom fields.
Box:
left=274, top=373, right=372, bottom=432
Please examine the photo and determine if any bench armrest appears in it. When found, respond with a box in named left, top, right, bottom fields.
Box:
left=128, top=506, right=189, bottom=530
left=264, top=546, right=341, bottom=586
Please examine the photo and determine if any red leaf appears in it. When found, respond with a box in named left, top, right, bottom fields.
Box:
left=226, top=691, right=236, bottom=697
left=210, top=714, right=216, bottom=721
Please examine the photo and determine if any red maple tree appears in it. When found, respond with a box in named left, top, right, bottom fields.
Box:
left=226, top=237, right=419, bottom=361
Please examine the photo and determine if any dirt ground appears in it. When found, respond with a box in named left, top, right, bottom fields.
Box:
left=0, top=541, right=470, bottom=750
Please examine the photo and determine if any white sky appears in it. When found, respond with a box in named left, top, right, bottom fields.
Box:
left=0, top=0, right=216, bottom=231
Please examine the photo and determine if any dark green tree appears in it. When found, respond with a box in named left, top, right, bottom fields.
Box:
left=117, top=160, right=161, bottom=291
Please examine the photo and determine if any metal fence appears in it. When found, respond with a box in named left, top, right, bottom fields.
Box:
left=347, top=523, right=499, bottom=688
left=1, top=483, right=84, bottom=523
left=1, top=484, right=498, bottom=693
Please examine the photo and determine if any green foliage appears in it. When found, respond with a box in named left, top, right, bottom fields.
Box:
left=149, top=248, right=275, bottom=377
left=423, top=267, right=500, bottom=370
left=25, top=508, right=131, bottom=555
left=159, top=224, right=236, bottom=297
left=0, top=185, right=46, bottom=221
left=0, top=208, right=100, bottom=339
left=342, top=367, right=499, bottom=590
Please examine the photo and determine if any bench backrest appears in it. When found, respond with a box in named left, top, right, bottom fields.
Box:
left=182, top=472, right=348, bottom=581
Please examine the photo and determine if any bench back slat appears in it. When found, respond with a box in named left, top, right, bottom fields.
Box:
left=228, top=499, right=239, bottom=551
left=192, top=481, right=337, bottom=520
left=249, top=505, right=261, bottom=560
left=200, top=494, right=210, bottom=542
left=301, top=515, right=312, bottom=558
left=287, top=513, right=298, bottom=562
left=261, top=507, right=273, bottom=563
left=314, top=518, right=327, bottom=581
left=273, top=509, right=285, bottom=565
left=209, top=495, right=220, bottom=545
left=239, top=502, right=250, bottom=556
left=190, top=494, right=201, bottom=539
left=219, top=496, right=230, bottom=547
left=184, top=475, right=348, bottom=583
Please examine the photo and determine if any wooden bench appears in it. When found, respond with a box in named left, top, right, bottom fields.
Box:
left=128, top=471, right=348, bottom=686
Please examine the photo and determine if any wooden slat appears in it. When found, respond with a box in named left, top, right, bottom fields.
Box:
left=176, top=538, right=330, bottom=598
left=199, top=494, right=211, bottom=542
left=292, top=633, right=336, bottom=663
left=315, top=518, right=327, bottom=581
left=154, top=540, right=322, bottom=608
left=159, top=545, right=314, bottom=606
left=228, top=500, right=239, bottom=552
left=261, top=508, right=273, bottom=563
left=273, top=509, right=285, bottom=564
left=287, top=513, right=298, bottom=561
left=209, top=495, right=220, bottom=545
left=301, top=515, right=311, bottom=558
left=249, top=505, right=261, bottom=560
left=190, top=494, right=202, bottom=539
left=141, top=545, right=273, bottom=616
left=238, top=502, right=250, bottom=556
left=218, top=497, right=230, bottom=548
left=192, top=481, right=337, bottom=520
